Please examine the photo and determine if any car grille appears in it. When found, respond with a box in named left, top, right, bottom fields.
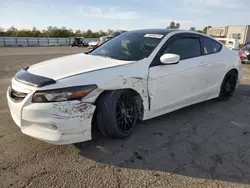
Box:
left=9, top=87, right=28, bottom=102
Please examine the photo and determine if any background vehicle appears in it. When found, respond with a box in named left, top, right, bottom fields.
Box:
left=244, top=42, right=250, bottom=46
left=94, top=36, right=113, bottom=47
left=88, top=30, right=127, bottom=49
left=70, top=37, right=88, bottom=47
left=7, top=29, right=242, bottom=145
left=239, top=44, right=250, bottom=63
left=214, top=37, right=239, bottom=50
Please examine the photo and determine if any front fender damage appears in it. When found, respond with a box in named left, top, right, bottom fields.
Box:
left=83, top=75, right=149, bottom=116
left=27, top=76, right=148, bottom=144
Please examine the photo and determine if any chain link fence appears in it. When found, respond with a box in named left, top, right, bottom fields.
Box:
left=0, top=37, right=98, bottom=47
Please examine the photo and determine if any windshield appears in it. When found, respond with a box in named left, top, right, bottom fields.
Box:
left=89, top=31, right=166, bottom=61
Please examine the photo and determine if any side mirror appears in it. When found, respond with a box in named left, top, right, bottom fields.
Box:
left=160, top=53, right=180, bottom=65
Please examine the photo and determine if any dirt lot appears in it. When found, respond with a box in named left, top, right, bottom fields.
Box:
left=1, top=47, right=250, bottom=188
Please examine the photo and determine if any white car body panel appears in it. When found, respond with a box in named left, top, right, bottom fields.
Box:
left=27, top=53, right=135, bottom=80
left=6, top=30, right=242, bottom=145
left=148, top=56, right=210, bottom=116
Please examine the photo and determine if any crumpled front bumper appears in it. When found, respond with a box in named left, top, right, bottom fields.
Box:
left=7, top=84, right=96, bottom=145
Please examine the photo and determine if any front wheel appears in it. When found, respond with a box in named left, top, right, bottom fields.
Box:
left=218, top=70, right=238, bottom=101
left=95, top=90, right=138, bottom=138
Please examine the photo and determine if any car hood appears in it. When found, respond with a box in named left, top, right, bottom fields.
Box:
left=27, top=53, right=134, bottom=80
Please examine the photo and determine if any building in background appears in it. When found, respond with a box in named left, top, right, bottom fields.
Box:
left=207, top=26, right=228, bottom=37
left=207, top=25, right=250, bottom=45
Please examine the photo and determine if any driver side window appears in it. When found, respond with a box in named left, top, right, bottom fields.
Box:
left=163, top=37, right=201, bottom=60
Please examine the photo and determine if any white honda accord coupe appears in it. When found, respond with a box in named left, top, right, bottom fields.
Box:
left=7, top=29, right=242, bottom=145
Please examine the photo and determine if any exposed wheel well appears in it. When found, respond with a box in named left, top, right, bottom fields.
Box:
left=230, top=68, right=238, bottom=75
left=220, top=69, right=239, bottom=89
left=91, top=89, right=144, bottom=134
left=228, top=68, right=239, bottom=82
left=94, top=88, right=143, bottom=104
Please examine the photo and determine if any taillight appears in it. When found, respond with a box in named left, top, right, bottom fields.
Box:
left=238, top=51, right=243, bottom=60
left=239, top=50, right=242, bottom=56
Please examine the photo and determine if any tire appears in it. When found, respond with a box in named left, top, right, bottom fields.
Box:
left=218, top=70, right=238, bottom=101
left=95, top=90, right=138, bottom=139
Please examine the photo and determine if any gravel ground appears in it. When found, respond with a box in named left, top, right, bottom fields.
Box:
left=0, top=47, right=250, bottom=188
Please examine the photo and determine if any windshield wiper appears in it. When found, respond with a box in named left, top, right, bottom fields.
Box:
left=97, top=55, right=116, bottom=59
left=102, top=56, right=114, bottom=59
left=94, top=54, right=131, bottom=61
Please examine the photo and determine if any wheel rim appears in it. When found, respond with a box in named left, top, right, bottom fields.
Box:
left=222, top=75, right=237, bottom=98
left=116, top=92, right=136, bottom=132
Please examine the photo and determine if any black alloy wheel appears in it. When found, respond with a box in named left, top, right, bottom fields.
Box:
left=95, top=90, right=139, bottom=138
left=115, top=91, right=137, bottom=133
left=218, top=71, right=238, bottom=101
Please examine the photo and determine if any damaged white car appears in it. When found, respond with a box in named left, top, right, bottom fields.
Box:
left=7, top=29, right=242, bottom=145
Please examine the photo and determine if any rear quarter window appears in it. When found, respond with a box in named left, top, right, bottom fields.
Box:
left=200, top=36, right=222, bottom=55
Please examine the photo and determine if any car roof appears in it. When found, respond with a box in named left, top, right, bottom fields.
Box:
left=126, top=28, right=179, bottom=35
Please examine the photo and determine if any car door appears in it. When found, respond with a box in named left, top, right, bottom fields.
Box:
left=148, top=33, right=208, bottom=115
left=199, top=35, right=226, bottom=91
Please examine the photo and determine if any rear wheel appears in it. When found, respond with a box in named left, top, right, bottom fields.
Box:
left=218, top=70, right=238, bottom=101
left=95, top=90, right=138, bottom=138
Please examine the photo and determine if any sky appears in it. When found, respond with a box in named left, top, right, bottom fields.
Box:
left=0, top=0, right=250, bottom=31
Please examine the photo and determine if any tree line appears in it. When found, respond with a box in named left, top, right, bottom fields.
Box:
left=0, top=23, right=212, bottom=38
left=0, top=26, right=115, bottom=38
left=167, top=21, right=212, bottom=34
